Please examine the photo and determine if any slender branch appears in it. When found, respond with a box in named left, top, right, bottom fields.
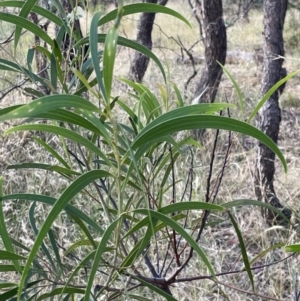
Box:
left=175, top=252, right=296, bottom=282
left=212, top=108, right=232, bottom=203
left=215, top=279, right=286, bottom=301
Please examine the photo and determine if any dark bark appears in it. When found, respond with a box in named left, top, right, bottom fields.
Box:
left=255, top=0, right=291, bottom=225
left=192, top=0, right=226, bottom=139
left=128, top=0, right=168, bottom=82
left=194, top=0, right=227, bottom=104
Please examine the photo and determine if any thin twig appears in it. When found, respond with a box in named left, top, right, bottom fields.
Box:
left=175, top=252, right=296, bottom=282
left=214, top=279, right=286, bottom=301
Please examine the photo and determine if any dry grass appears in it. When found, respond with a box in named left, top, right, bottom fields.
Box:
left=1, top=2, right=300, bottom=300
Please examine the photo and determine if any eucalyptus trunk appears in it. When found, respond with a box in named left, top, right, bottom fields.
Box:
left=255, top=0, right=291, bottom=224
left=128, top=0, right=168, bottom=82
left=192, top=0, right=226, bottom=139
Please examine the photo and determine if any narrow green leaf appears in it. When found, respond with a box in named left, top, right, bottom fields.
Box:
left=24, top=87, right=45, bottom=98
left=77, top=35, right=167, bottom=82
left=34, top=45, right=52, bottom=60
left=50, top=53, right=58, bottom=90
left=219, top=62, right=244, bottom=118
left=123, top=213, right=186, bottom=241
left=223, top=199, right=290, bottom=225
left=0, top=63, right=21, bottom=72
left=247, top=69, right=300, bottom=122
left=68, top=213, right=97, bottom=249
left=0, top=12, right=54, bottom=47
left=49, top=0, right=66, bottom=19
left=132, top=209, right=215, bottom=277
left=171, top=82, right=184, bottom=107
left=0, top=58, right=48, bottom=86
left=132, top=103, right=235, bottom=136
left=159, top=202, right=224, bottom=214
left=0, top=1, right=63, bottom=26
left=33, top=137, right=70, bottom=169
left=0, top=283, right=18, bottom=289
left=228, top=210, right=254, bottom=291
left=28, top=201, right=57, bottom=273
left=17, top=170, right=113, bottom=301
left=123, top=199, right=221, bottom=239
left=28, top=109, right=103, bottom=137
left=90, top=11, right=106, bottom=99
left=99, top=3, right=191, bottom=28
left=84, top=218, right=120, bottom=301
left=285, top=244, right=300, bottom=252
left=8, top=163, right=81, bottom=177
left=1, top=193, right=104, bottom=233
left=48, top=229, right=64, bottom=275
left=250, top=243, right=285, bottom=266
left=103, top=4, right=122, bottom=102
left=4, top=124, right=113, bottom=167
left=27, top=48, right=35, bottom=73
left=0, top=94, right=101, bottom=122
left=36, top=287, right=85, bottom=300
left=0, top=280, right=41, bottom=301
left=0, top=178, right=22, bottom=273
left=52, top=39, right=63, bottom=64
left=14, top=0, right=40, bottom=49
left=127, top=295, right=152, bottom=301
left=61, top=250, right=96, bottom=300
left=0, top=264, right=24, bottom=272
left=132, top=114, right=287, bottom=173
left=0, top=250, right=25, bottom=260
left=63, top=239, right=111, bottom=256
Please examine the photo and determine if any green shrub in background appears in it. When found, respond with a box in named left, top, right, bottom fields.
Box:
left=0, top=0, right=297, bottom=300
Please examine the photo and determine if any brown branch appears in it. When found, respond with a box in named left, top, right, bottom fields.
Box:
left=215, top=280, right=286, bottom=301
left=174, top=252, right=295, bottom=283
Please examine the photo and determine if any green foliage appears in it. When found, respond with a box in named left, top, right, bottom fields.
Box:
left=0, top=1, right=294, bottom=300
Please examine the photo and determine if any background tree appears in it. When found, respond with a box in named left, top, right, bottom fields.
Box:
left=193, top=0, right=226, bottom=104
left=128, top=0, right=168, bottom=82
left=192, top=0, right=226, bottom=139
left=255, top=0, right=291, bottom=224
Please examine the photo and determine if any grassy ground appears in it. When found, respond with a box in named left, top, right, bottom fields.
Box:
left=1, top=1, right=300, bottom=300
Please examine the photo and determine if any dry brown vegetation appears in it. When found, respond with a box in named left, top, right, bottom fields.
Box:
left=1, top=1, right=300, bottom=300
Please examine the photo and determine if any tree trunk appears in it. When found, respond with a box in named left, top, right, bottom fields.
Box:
left=192, top=0, right=226, bottom=139
left=128, top=0, right=168, bottom=82
left=255, top=0, right=291, bottom=225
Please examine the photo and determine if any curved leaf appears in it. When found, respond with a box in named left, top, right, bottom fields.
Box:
left=0, top=178, right=22, bottom=274
left=84, top=218, right=120, bottom=301
left=90, top=11, right=106, bottom=99
left=0, top=95, right=101, bottom=122
left=223, top=199, right=290, bottom=224
left=14, top=0, right=40, bottom=49
left=247, top=69, right=300, bottom=122
left=285, top=244, right=300, bottom=252
left=132, top=209, right=215, bottom=278
left=132, top=114, right=287, bottom=173
left=98, top=3, right=191, bottom=28
left=36, top=287, right=85, bottom=301
left=8, top=163, right=81, bottom=177
left=0, top=1, right=63, bottom=26
left=1, top=194, right=104, bottom=233
left=0, top=12, right=54, bottom=47
left=228, top=210, right=254, bottom=291
left=17, top=170, right=113, bottom=300
left=4, top=124, right=113, bottom=167
left=0, top=250, right=25, bottom=260
left=76, top=35, right=167, bottom=82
